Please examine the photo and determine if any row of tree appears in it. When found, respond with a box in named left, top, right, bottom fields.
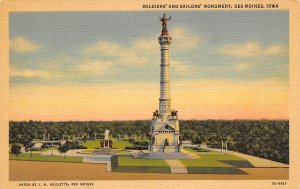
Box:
left=9, top=119, right=289, bottom=163
left=180, top=120, right=289, bottom=164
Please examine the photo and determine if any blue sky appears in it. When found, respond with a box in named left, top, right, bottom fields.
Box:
left=9, top=11, right=289, bottom=86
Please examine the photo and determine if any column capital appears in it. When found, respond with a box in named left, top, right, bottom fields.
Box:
left=158, top=36, right=172, bottom=45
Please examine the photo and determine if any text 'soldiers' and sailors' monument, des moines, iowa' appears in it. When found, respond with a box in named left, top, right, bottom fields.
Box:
left=150, top=14, right=181, bottom=153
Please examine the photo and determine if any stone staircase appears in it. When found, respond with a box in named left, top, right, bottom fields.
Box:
left=171, top=166, right=187, bottom=174
left=166, top=160, right=187, bottom=174
left=132, top=150, right=144, bottom=159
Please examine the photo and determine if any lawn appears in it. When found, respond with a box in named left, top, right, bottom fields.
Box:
left=181, top=155, right=232, bottom=168
left=112, top=155, right=171, bottom=173
left=9, top=153, right=83, bottom=163
left=181, top=149, right=248, bottom=168
left=112, top=141, right=133, bottom=149
left=82, top=140, right=101, bottom=149
left=181, top=148, right=253, bottom=174
left=82, top=140, right=133, bottom=149
left=118, top=156, right=169, bottom=167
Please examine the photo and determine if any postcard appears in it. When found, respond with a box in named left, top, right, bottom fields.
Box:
left=0, top=0, right=300, bottom=189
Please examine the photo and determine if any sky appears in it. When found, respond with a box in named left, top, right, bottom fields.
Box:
left=9, top=11, right=289, bottom=121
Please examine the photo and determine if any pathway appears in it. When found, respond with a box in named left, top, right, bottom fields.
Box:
left=181, top=148, right=200, bottom=159
left=41, top=149, right=112, bottom=171
left=166, top=160, right=187, bottom=174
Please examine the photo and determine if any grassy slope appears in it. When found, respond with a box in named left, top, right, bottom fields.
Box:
left=181, top=148, right=248, bottom=168
left=118, top=156, right=169, bottom=167
left=112, top=155, right=171, bottom=173
left=181, top=148, right=251, bottom=174
left=9, top=153, right=82, bottom=163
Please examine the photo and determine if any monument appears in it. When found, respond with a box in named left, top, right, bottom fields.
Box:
left=101, top=129, right=112, bottom=148
left=150, top=14, right=181, bottom=153
left=81, top=129, right=115, bottom=155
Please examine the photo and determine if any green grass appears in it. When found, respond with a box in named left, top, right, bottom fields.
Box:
left=186, top=167, right=247, bottom=174
left=118, top=156, right=169, bottom=167
left=183, top=148, right=197, bottom=153
left=181, top=156, right=233, bottom=167
left=181, top=149, right=248, bottom=168
left=181, top=149, right=252, bottom=174
left=112, top=141, right=133, bottom=149
left=82, top=140, right=101, bottom=149
left=115, top=149, right=130, bottom=154
left=111, top=155, right=171, bottom=173
left=113, top=166, right=171, bottom=173
left=9, top=153, right=83, bottom=163
left=82, top=140, right=133, bottom=149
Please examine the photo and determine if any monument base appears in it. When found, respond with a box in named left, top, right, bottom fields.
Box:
left=101, top=139, right=112, bottom=148
left=151, top=145, right=181, bottom=153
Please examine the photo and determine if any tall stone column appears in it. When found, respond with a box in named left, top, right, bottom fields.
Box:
left=158, top=31, right=172, bottom=119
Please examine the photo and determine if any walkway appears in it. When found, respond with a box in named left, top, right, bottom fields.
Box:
left=181, top=148, right=200, bottom=159
left=41, top=149, right=112, bottom=171
left=166, top=160, right=187, bottom=174
left=203, top=147, right=288, bottom=168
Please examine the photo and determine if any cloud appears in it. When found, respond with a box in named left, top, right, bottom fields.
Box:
left=9, top=79, right=288, bottom=121
left=170, top=26, right=201, bottom=50
left=172, top=60, right=196, bottom=76
left=10, top=36, right=41, bottom=52
left=76, top=60, right=112, bottom=75
left=219, top=41, right=285, bottom=58
left=233, top=62, right=254, bottom=71
left=10, top=67, right=51, bottom=79
left=83, top=40, right=155, bottom=66
left=83, top=26, right=200, bottom=67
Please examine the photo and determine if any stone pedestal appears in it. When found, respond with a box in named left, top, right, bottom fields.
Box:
left=100, top=139, right=112, bottom=149
left=103, top=139, right=110, bottom=148
left=151, top=145, right=181, bottom=153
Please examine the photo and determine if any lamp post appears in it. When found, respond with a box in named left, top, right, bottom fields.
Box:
left=221, top=140, right=224, bottom=154
left=51, top=138, right=54, bottom=156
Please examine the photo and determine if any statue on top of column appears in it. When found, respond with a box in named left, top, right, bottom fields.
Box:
left=160, top=14, right=171, bottom=36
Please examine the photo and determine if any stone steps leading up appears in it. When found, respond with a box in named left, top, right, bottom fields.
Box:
left=166, top=160, right=187, bottom=174
left=171, top=166, right=187, bottom=174
left=132, top=150, right=144, bottom=159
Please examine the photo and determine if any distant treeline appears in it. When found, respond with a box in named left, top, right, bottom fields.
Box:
left=9, top=119, right=289, bottom=164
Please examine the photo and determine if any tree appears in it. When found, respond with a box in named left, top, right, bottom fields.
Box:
left=58, top=143, right=70, bottom=159
left=192, top=136, right=202, bottom=145
left=11, top=144, right=21, bottom=157
left=25, top=142, right=35, bottom=158
left=9, top=119, right=289, bottom=164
